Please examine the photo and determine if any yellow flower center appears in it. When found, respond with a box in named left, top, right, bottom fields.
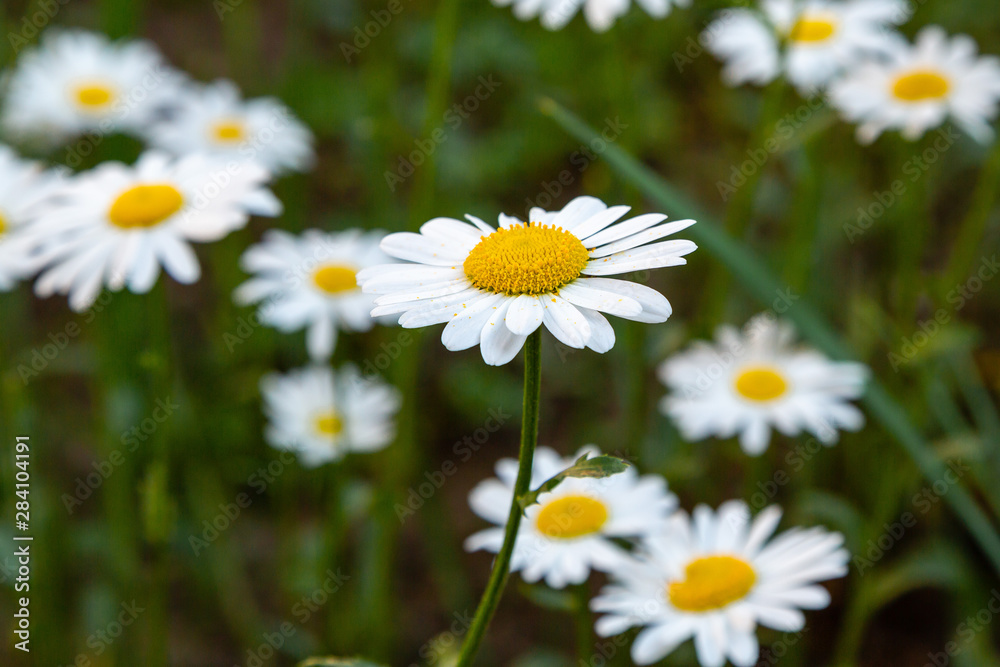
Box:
left=535, top=495, right=609, bottom=539
left=463, top=222, right=590, bottom=296
left=892, top=70, right=951, bottom=102
left=734, top=366, right=788, bottom=402
left=211, top=119, right=247, bottom=143
left=313, top=265, right=359, bottom=295
left=315, top=412, right=344, bottom=436
left=0, top=213, right=7, bottom=237
left=73, top=82, right=116, bottom=109
left=788, top=16, right=837, bottom=43
left=108, top=184, right=185, bottom=230
left=668, top=556, right=757, bottom=612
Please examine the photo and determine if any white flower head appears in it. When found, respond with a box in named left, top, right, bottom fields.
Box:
left=357, top=196, right=697, bottom=366
left=703, top=0, right=906, bottom=91
left=591, top=501, right=849, bottom=667
left=146, top=79, right=314, bottom=174
left=658, top=313, right=868, bottom=455
left=465, top=446, right=678, bottom=589
left=261, top=364, right=401, bottom=467
left=235, top=229, right=392, bottom=360
left=23, top=151, right=281, bottom=311
left=829, top=26, right=1000, bottom=143
left=492, top=0, right=690, bottom=33
left=1, top=29, right=185, bottom=144
left=0, top=145, right=66, bottom=290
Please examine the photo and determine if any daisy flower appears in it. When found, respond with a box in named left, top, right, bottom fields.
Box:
left=261, top=364, right=401, bottom=467
left=357, top=196, right=697, bottom=366
left=829, top=26, right=1000, bottom=143
left=23, top=151, right=281, bottom=311
left=234, top=229, right=391, bottom=360
left=1, top=30, right=184, bottom=144
left=658, top=314, right=868, bottom=455
left=591, top=501, right=849, bottom=667
left=491, top=0, right=690, bottom=33
left=703, top=0, right=906, bottom=91
left=465, top=445, right=677, bottom=589
left=146, top=80, right=314, bottom=174
left=0, top=146, right=66, bottom=290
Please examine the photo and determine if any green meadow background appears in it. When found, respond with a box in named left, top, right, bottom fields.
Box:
left=2, top=0, right=1000, bottom=665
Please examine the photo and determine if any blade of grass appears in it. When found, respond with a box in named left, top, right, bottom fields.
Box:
left=539, top=98, right=1000, bottom=574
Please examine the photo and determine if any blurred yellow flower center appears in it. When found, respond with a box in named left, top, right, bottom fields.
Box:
left=315, top=412, right=343, bottom=436
left=464, top=223, right=590, bottom=296
left=734, top=367, right=788, bottom=402
left=212, top=119, right=247, bottom=143
left=313, top=265, right=358, bottom=294
left=669, top=556, right=756, bottom=612
left=108, top=184, right=185, bottom=229
left=892, top=71, right=951, bottom=102
left=535, top=495, right=608, bottom=539
left=0, top=213, right=7, bottom=237
left=788, top=16, right=837, bottom=43
left=74, top=83, right=116, bottom=109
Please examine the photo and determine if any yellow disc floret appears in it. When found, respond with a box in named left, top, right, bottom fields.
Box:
left=788, top=16, right=837, bottom=43
left=108, top=184, right=185, bottom=230
left=74, top=83, right=116, bottom=109
left=535, top=495, right=609, bottom=539
left=892, top=70, right=951, bottom=102
left=0, top=213, right=7, bottom=237
left=212, top=119, right=247, bottom=143
left=313, top=265, right=358, bottom=295
left=734, top=366, right=788, bottom=402
left=668, top=555, right=757, bottom=612
left=463, top=222, right=590, bottom=296
left=315, top=412, right=344, bottom=436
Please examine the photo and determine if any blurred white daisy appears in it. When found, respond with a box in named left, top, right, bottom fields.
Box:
left=1, top=29, right=184, bottom=144
left=146, top=80, right=314, bottom=174
left=234, top=229, right=391, bottom=360
left=465, top=446, right=677, bottom=589
left=261, top=364, right=401, bottom=467
left=829, top=26, right=1000, bottom=143
left=0, top=146, right=66, bottom=290
left=23, top=151, right=281, bottom=311
left=357, top=196, right=697, bottom=366
left=492, top=0, right=690, bottom=33
left=591, top=501, right=849, bottom=667
left=658, top=314, right=868, bottom=455
left=703, top=0, right=905, bottom=91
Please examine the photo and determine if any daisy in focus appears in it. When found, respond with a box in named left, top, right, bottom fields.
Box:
left=0, top=146, right=66, bottom=290
left=261, top=364, right=401, bottom=467
left=491, top=0, right=690, bottom=33
left=234, top=229, right=391, bottom=360
left=357, top=196, right=697, bottom=366
left=465, top=445, right=677, bottom=589
left=829, top=26, right=1000, bottom=143
left=658, top=314, right=868, bottom=455
left=23, top=151, right=281, bottom=311
left=146, top=80, right=314, bottom=174
left=591, top=501, right=849, bottom=667
left=703, top=0, right=905, bottom=91
left=1, top=30, right=184, bottom=144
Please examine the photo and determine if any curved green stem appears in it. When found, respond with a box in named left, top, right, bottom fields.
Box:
left=456, top=330, right=543, bottom=667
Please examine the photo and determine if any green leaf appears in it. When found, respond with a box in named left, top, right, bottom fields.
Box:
left=517, top=454, right=630, bottom=511
left=298, top=658, right=389, bottom=667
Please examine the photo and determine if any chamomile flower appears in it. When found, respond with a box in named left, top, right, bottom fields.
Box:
left=357, top=196, right=697, bottom=366
left=0, top=146, right=66, bottom=290
left=829, top=26, right=1000, bottom=143
left=1, top=30, right=184, bottom=144
left=261, top=364, right=401, bottom=467
left=146, top=80, right=314, bottom=174
left=591, top=501, right=849, bottom=667
left=23, top=151, right=281, bottom=311
left=492, top=0, right=690, bottom=33
left=465, top=446, right=677, bottom=589
left=703, top=0, right=906, bottom=91
left=658, top=314, right=868, bottom=455
left=234, top=229, right=391, bottom=360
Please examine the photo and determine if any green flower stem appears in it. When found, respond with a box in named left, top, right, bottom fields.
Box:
left=456, top=330, right=543, bottom=667
left=573, top=583, right=594, bottom=662
left=539, top=99, right=1000, bottom=575
left=891, top=136, right=932, bottom=322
